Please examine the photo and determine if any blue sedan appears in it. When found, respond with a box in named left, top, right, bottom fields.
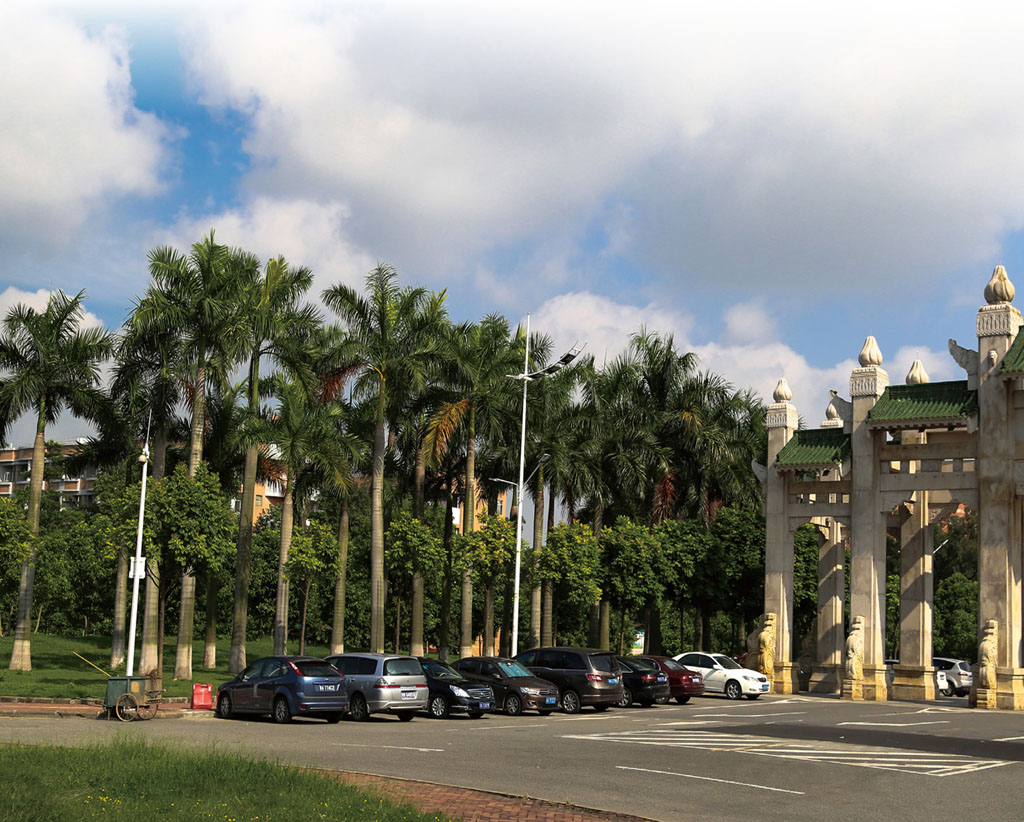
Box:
left=216, top=656, right=348, bottom=723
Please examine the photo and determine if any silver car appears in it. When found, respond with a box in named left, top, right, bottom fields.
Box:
left=326, top=653, right=427, bottom=721
left=933, top=657, right=973, bottom=696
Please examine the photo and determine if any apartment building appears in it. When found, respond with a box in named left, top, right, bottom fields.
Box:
left=0, top=440, right=98, bottom=506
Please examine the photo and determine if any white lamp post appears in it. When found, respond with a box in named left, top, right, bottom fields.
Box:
left=508, top=316, right=583, bottom=657
left=125, top=440, right=150, bottom=677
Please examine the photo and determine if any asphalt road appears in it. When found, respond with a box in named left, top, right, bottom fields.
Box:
left=3, top=693, right=1024, bottom=822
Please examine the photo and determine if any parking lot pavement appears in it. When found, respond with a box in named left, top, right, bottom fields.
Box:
left=3, top=693, right=1024, bottom=822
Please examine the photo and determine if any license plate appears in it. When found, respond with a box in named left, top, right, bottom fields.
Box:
left=401, top=690, right=416, bottom=700
left=608, top=678, right=618, bottom=685
left=479, top=702, right=490, bottom=710
left=657, top=675, right=666, bottom=682
left=318, top=684, right=336, bottom=692
left=545, top=697, right=557, bottom=704
left=761, top=683, right=770, bottom=691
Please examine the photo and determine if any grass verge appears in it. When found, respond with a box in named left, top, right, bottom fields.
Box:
left=0, top=738, right=456, bottom=821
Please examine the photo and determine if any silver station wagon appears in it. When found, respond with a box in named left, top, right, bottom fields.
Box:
left=326, top=653, right=428, bottom=721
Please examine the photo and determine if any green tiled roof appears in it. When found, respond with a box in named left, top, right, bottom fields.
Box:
left=867, top=380, right=976, bottom=422
left=775, top=428, right=851, bottom=468
left=1000, top=329, right=1024, bottom=374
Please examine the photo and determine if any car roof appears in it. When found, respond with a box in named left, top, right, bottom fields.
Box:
left=522, top=646, right=615, bottom=655
left=326, top=652, right=415, bottom=660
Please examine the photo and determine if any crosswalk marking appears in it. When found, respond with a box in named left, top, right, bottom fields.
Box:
left=563, top=728, right=1013, bottom=777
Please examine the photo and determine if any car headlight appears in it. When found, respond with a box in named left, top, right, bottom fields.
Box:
left=450, top=685, right=469, bottom=698
left=742, top=675, right=756, bottom=681
left=522, top=687, right=541, bottom=695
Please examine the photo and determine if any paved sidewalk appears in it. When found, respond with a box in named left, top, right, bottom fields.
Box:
left=321, top=770, right=656, bottom=822
left=0, top=697, right=206, bottom=719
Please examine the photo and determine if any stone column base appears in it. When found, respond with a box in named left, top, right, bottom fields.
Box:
left=996, top=668, right=1024, bottom=710
left=841, top=678, right=863, bottom=700
left=772, top=661, right=799, bottom=694
left=861, top=665, right=889, bottom=701
left=808, top=663, right=842, bottom=694
left=972, top=687, right=998, bottom=709
left=891, top=665, right=936, bottom=701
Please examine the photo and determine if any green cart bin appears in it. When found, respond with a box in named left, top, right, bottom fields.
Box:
left=105, top=675, right=148, bottom=720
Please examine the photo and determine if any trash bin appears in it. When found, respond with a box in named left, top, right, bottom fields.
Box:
left=191, top=683, right=213, bottom=710
left=105, top=676, right=147, bottom=710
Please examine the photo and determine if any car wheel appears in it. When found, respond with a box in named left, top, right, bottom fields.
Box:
left=561, top=690, right=581, bottom=714
left=538, top=710, right=554, bottom=716
left=654, top=695, right=669, bottom=704
left=617, top=687, right=633, bottom=708
left=429, top=695, right=450, bottom=719
left=725, top=680, right=742, bottom=700
left=941, top=685, right=954, bottom=697
left=593, top=704, right=611, bottom=712
left=955, top=689, right=969, bottom=698
left=675, top=695, right=690, bottom=705
left=325, top=712, right=342, bottom=724
left=216, top=693, right=233, bottom=719
left=272, top=696, right=292, bottom=724
left=349, top=693, right=369, bottom=722
left=504, top=693, right=523, bottom=716
left=745, top=694, right=760, bottom=700
left=397, top=712, right=415, bottom=722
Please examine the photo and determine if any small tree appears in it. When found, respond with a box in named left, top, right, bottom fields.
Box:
left=286, top=521, right=338, bottom=656
left=601, top=517, right=663, bottom=654
left=462, top=514, right=516, bottom=655
left=386, top=513, right=443, bottom=653
left=535, top=523, right=601, bottom=647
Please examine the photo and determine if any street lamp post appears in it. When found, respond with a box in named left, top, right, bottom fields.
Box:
left=125, top=436, right=151, bottom=677
left=508, top=316, right=583, bottom=657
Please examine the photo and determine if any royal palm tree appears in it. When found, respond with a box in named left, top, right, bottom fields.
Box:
left=323, top=265, right=446, bottom=652
left=243, top=373, right=360, bottom=654
left=0, top=290, right=112, bottom=671
left=133, top=231, right=248, bottom=679
left=229, top=255, right=321, bottom=674
left=423, top=315, right=524, bottom=657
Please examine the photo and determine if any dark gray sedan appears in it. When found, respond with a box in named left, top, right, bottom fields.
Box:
left=216, top=656, right=348, bottom=723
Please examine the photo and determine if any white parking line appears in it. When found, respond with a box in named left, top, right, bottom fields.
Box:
left=615, top=765, right=805, bottom=795
left=994, top=735, right=1024, bottom=742
left=331, top=742, right=444, bottom=752
left=693, top=711, right=806, bottom=719
left=457, top=723, right=545, bottom=731
left=836, top=721, right=949, bottom=727
left=554, top=715, right=622, bottom=721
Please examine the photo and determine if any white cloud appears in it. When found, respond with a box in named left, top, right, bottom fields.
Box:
left=0, top=6, right=170, bottom=250
left=156, top=197, right=376, bottom=297
left=723, top=301, right=777, bottom=345
left=178, top=1, right=1024, bottom=294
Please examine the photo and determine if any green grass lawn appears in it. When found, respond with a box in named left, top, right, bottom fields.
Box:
left=0, top=739, right=455, bottom=821
left=0, top=634, right=340, bottom=700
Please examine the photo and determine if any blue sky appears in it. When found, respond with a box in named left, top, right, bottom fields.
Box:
left=3, top=1, right=1024, bottom=445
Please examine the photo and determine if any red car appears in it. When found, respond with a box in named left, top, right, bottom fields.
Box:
left=639, top=655, right=705, bottom=704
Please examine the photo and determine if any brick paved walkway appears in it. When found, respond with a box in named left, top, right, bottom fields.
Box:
left=320, top=770, right=656, bottom=822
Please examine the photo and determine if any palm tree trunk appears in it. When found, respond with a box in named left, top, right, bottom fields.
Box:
left=10, top=418, right=46, bottom=671
left=694, top=606, right=704, bottom=651
left=203, top=572, right=218, bottom=669
left=460, top=409, right=476, bottom=657
left=273, top=486, right=295, bottom=655
left=648, top=599, right=663, bottom=655
left=410, top=440, right=425, bottom=657
left=174, top=363, right=207, bottom=680
left=541, top=582, right=553, bottom=646
left=299, top=576, right=311, bottom=656
left=330, top=497, right=349, bottom=654
left=229, top=441, right=259, bottom=674
left=483, top=585, right=494, bottom=655
left=588, top=604, right=600, bottom=647
left=370, top=419, right=386, bottom=653
left=139, top=562, right=160, bottom=678
left=110, top=545, right=129, bottom=668
left=151, top=425, right=168, bottom=482
left=394, top=599, right=402, bottom=653
left=438, top=488, right=454, bottom=662
left=530, top=469, right=544, bottom=647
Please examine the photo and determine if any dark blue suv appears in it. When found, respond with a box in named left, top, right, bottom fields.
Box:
left=216, top=656, right=348, bottom=723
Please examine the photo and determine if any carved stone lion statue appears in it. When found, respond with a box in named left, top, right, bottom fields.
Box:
left=978, top=619, right=998, bottom=690
left=744, top=617, right=763, bottom=669
left=844, top=615, right=864, bottom=681
left=757, top=613, right=777, bottom=679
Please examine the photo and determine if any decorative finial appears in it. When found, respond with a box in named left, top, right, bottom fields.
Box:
left=773, top=377, right=792, bottom=403
left=984, top=264, right=1015, bottom=304
left=825, top=400, right=840, bottom=420
left=858, top=335, right=883, bottom=367
left=906, top=359, right=929, bottom=385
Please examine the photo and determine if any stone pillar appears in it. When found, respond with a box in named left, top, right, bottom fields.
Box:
left=765, top=378, right=799, bottom=694
left=976, top=265, right=1024, bottom=709
left=810, top=516, right=845, bottom=693
left=849, top=336, right=889, bottom=700
left=892, top=487, right=935, bottom=699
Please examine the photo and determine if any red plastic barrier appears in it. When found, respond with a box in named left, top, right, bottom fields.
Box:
left=192, top=683, right=213, bottom=710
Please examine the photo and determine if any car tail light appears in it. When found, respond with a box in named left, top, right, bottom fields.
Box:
left=374, top=678, right=401, bottom=688
left=586, top=674, right=602, bottom=682
left=642, top=674, right=657, bottom=682
left=288, top=660, right=303, bottom=675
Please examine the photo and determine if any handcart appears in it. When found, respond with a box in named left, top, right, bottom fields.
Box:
left=77, top=652, right=164, bottom=721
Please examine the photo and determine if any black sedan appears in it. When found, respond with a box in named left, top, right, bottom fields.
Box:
left=615, top=655, right=671, bottom=707
left=216, top=656, right=348, bottom=723
left=453, top=656, right=560, bottom=715
left=417, top=657, right=494, bottom=719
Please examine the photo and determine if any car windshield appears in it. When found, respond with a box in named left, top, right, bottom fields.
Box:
left=660, top=659, right=684, bottom=671
left=497, top=660, right=533, bottom=678
left=958, top=662, right=971, bottom=672
left=590, top=654, right=619, bottom=673
left=294, top=661, right=339, bottom=677
left=384, top=658, right=422, bottom=676
left=712, top=655, right=741, bottom=670
left=628, top=658, right=658, bottom=672
left=423, top=660, right=461, bottom=680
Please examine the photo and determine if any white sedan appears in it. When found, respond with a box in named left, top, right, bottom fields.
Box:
left=672, top=652, right=770, bottom=700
